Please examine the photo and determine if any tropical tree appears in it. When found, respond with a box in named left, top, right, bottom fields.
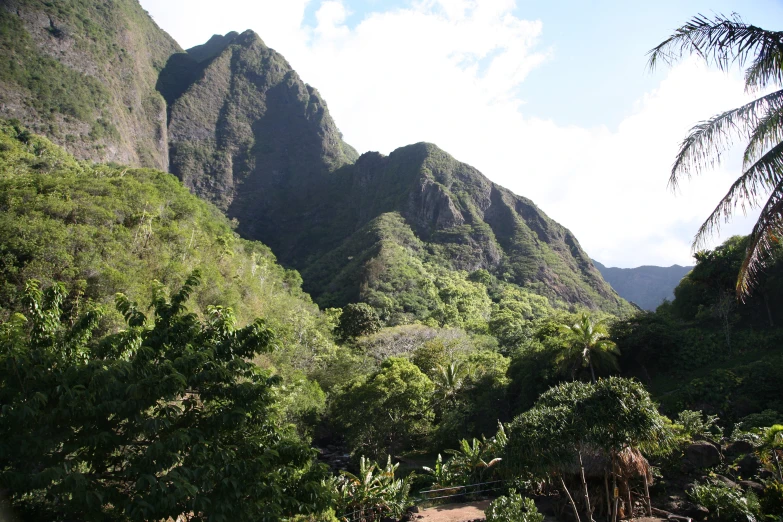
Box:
left=331, top=358, right=434, bottom=460
left=648, top=14, right=783, bottom=299
left=559, top=313, right=619, bottom=383
left=432, top=360, right=472, bottom=407
left=0, top=274, right=331, bottom=521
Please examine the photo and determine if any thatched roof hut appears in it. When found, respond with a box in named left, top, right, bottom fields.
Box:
left=565, top=446, right=652, bottom=483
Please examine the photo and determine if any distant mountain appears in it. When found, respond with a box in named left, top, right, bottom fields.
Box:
left=592, top=260, right=693, bottom=311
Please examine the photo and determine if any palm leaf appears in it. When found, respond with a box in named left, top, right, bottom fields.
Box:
left=743, top=94, right=783, bottom=166
left=667, top=90, right=783, bottom=189
left=647, top=13, right=783, bottom=91
left=694, top=140, right=783, bottom=249
left=737, top=179, right=783, bottom=299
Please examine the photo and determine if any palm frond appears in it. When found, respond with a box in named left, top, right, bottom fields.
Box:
left=647, top=13, right=783, bottom=91
left=693, top=140, right=783, bottom=248
left=737, top=179, right=783, bottom=299
left=744, top=92, right=783, bottom=165
left=668, top=90, right=783, bottom=189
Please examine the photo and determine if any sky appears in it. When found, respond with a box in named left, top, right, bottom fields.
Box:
left=139, top=0, right=783, bottom=268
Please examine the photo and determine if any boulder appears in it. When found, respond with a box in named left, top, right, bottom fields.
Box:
left=725, top=440, right=755, bottom=458
left=681, top=501, right=710, bottom=522
left=738, top=453, right=763, bottom=477
left=714, top=474, right=739, bottom=489
left=685, top=441, right=722, bottom=469
left=406, top=506, right=420, bottom=514
left=739, top=480, right=765, bottom=494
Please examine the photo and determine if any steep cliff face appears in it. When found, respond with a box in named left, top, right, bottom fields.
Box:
left=167, top=30, right=358, bottom=216
left=0, top=0, right=181, bottom=169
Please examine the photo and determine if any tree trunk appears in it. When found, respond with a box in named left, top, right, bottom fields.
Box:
left=578, top=451, right=593, bottom=521
left=643, top=472, right=652, bottom=516
left=764, top=291, right=775, bottom=327
left=589, top=359, right=596, bottom=384
left=626, top=480, right=632, bottom=519
left=612, top=451, right=618, bottom=522
left=604, top=469, right=612, bottom=519
left=559, top=475, right=582, bottom=522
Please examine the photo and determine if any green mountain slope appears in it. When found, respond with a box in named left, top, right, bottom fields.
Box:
left=0, top=0, right=181, bottom=169
left=164, top=32, right=631, bottom=317
left=593, top=260, right=693, bottom=311
left=0, top=120, right=335, bottom=363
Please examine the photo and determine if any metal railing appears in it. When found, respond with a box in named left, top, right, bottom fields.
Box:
left=417, top=480, right=507, bottom=503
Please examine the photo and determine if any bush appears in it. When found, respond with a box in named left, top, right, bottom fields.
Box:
left=760, top=481, right=783, bottom=518
left=485, top=490, right=543, bottom=522
left=676, top=410, right=723, bottom=439
left=689, top=481, right=760, bottom=522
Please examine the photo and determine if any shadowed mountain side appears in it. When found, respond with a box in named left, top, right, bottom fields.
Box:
left=593, top=260, right=693, bottom=311
left=0, top=0, right=181, bottom=169
left=292, top=144, right=631, bottom=316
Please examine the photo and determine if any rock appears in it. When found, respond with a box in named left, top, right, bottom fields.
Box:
left=714, top=474, right=738, bottom=489
left=685, top=441, right=722, bottom=469
left=738, top=453, right=763, bottom=477
left=739, top=480, right=765, bottom=494
left=725, top=440, right=755, bottom=458
left=406, top=506, right=420, bottom=514
left=681, top=501, right=710, bottom=522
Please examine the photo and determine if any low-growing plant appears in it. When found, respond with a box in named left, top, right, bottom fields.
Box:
left=676, top=409, right=723, bottom=440
left=331, top=456, right=414, bottom=520
left=689, top=481, right=760, bottom=522
left=485, top=490, right=543, bottom=522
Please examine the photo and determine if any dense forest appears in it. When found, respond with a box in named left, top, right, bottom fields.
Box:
left=1, top=2, right=783, bottom=522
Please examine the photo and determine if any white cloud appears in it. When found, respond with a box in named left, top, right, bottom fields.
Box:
left=141, top=0, right=760, bottom=268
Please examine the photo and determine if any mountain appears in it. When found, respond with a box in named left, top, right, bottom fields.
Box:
left=162, top=31, right=632, bottom=317
left=0, top=0, right=181, bottom=169
left=592, top=260, right=692, bottom=311
left=0, top=1, right=631, bottom=318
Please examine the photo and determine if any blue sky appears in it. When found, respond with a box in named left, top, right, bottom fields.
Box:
left=141, top=0, right=783, bottom=267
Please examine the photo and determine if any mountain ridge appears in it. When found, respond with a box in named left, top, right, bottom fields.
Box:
left=0, top=2, right=632, bottom=317
left=593, top=259, right=693, bottom=311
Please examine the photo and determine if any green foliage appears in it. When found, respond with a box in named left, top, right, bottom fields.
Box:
left=675, top=410, right=723, bottom=440
left=558, top=312, right=619, bottom=383
left=335, top=302, right=381, bottom=341
left=485, top=490, right=544, bottom=522
left=331, top=358, right=434, bottom=460
left=0, top=275, right=330, bottom=521
left=689, top=481, right=760, bottom=522
left=330, top=456, right=413, bottom=519
left=0, top=122, right=337, bottom=395
left=505, top=378, right=672, bottom=475
left=760, top=481, right=783, bottom=518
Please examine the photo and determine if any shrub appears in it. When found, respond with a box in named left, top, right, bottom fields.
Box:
left=760, top=481, right=783, bottom=518
left=485, top=490, right=543, bottom=522
left=689, top=481, right=760, bottom=522
left=676, top=410, right=723, bottom=440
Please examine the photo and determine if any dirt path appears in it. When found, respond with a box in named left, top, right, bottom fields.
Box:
left=417, top=500, right=667, bottom=522
left=417, top=500, right=491, bottom=522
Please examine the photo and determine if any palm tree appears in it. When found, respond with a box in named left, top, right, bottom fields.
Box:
left=559, top=313, right=619, bottom=383
left=432, top=360, right=471, bottom=406
left=648, top=14, right=783, bottom=300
